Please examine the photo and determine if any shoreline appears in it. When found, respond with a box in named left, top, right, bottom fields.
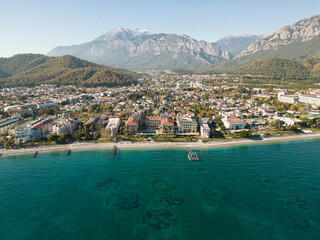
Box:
left=1, top=133, right=320, bottom=157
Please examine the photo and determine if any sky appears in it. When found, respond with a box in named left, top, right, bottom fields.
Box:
left=0, top=0, right=319, bottom=57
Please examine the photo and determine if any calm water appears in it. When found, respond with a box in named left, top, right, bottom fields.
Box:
left=1, top=139, right=320, bottom=240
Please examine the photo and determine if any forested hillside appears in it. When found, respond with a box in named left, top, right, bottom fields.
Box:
left=232, top=57, right=320, bottom=80
left=0, top=54, right=138, bottom=87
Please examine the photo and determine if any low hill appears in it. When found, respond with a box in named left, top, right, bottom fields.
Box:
left=0, top=54, right=138, bottom=87
left=232, top=57, right=320, bottom=79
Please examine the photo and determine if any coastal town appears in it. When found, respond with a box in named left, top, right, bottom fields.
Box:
left=1, top=71, right=320, bottom=150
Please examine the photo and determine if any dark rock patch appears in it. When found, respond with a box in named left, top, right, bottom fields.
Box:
left=142, top=209, right=178, bottom=229
left=161, top=195, right=185, bottom=207
left=279, top=215, right=310, bottom=229
left=203, top=185, right=233, bottom=203
left=152, top=181, right=176, bottom=192
left=257, top=178, right=281, bottom=190
left=106, top=192, right=140, bottom=210
left=286, top=194, right=309, bottom=209
left=92, top=178, right=120, bottom=191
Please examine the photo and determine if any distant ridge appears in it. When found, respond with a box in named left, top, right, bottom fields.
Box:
left=215, top=34, right=261, bottom=56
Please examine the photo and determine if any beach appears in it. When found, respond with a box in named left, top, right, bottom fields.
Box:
left=1, top=132, right=320, bottom=157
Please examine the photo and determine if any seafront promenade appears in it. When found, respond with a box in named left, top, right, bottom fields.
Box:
left=1, top=133, right=320, bottom=157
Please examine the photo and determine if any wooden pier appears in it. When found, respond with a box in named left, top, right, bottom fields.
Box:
left=187, top=147, right=199, bottom=161
left=33, top=151, right=38, bottom=158
left=67, top=149, right=71, bottom=156
left=110, top=145, right=118, bottom=159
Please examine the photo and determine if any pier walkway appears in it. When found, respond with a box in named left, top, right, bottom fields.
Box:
left=110, top=145, right=118, bottom=159
left=187, top=147, right=199, bottom=161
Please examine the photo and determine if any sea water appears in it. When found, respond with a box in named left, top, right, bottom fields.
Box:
left=0, top=139, right=320, bottom=240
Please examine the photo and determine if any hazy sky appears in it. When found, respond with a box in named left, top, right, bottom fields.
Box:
left=0, top=0, right=319, bottom=57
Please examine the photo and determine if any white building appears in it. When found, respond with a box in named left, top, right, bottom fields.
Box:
left=278, top=92, right=299, bottom=104
left=53, top=118, right=80, bottom=136
left=176, top=82, right=189, bottom=89
left=278, top=92, right=320, bottom=106
left=37, top=102, right=56, bottom=109
left=200, top=118, right=211, bottom=138
left=298, top=95, right=320, bottom=106
left=14, top=123, right=32, bottom=143
left=177, top=116, right=198, bottom=134
left=106, top=118, right=121, bottom=137
left=272, top=116, right=301, bottom=126
left=222, top=117, right=245, bottom=130
left=190, top=81, right=203, bottom=88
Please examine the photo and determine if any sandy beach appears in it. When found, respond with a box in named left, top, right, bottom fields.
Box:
left=1, top=133, right=320, bottom=157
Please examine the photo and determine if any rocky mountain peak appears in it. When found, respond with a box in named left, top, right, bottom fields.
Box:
left=95, top=27, right=151, bottom=41
left=238, top=14, right=320, bottom=58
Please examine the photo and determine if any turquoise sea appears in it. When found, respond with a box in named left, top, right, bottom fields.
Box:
left=1, top=139, right=320, bottom=240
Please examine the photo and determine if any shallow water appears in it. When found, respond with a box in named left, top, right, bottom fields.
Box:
left=1, top=139, right=320, bottom=240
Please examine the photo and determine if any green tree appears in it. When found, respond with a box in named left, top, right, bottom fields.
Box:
left=270, top=119, right=284, bottom=130
left=48, top=134, right=60, bottom=142
left=239, top=130, right=249, bottom=138
left=62, top=132, right=74, bottom=141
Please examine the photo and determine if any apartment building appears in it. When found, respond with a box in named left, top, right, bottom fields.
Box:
left=200, top=118, right=211, bottom=138
left=177, top=116, right=198, bottom=134
left=106, top=118, right=121, bottom=136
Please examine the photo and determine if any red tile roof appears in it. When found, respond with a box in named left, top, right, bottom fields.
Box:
left=125, top=117, right=139, bottom=126
left=229, top=118, right=244, bottom=123
left=146, top=116, right=161, bottom=121
left=161, top=117, right=174, bottom=126
left=32, top=118, right=54, bottom=130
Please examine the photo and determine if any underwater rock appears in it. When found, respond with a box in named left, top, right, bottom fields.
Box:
left=152, top=181, right=176, bottom=192
left=258, top=173, right=303, bottom=191
left=142, top=209, right=178, bottom=229
left=286, top=195, right=309, bottom=209
left=299, top=186, right=319, bottom=193
left=161, top=195, right=185, bottom=207
left=257, top=178, right=281, bottom=189
left=279, top=215, right=310, bottom=229
left=203, top=185, right=233, bottom=203
left=92, top=178, right=120, bottom=191
left=285, top=172, right=302, bottom=181
left=106, top=192, right=140, bottom=210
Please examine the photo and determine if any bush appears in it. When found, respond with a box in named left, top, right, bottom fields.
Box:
left=47, top=134, right=60, bottom=142
left=239, top=130, right=250, bottom=138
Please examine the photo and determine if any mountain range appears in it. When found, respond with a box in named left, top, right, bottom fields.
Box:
left=48, top=28, right=234, bottom=70
left=215, top=14, right=320, bottom=71
left=47, top=14, right=320, bottom=71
